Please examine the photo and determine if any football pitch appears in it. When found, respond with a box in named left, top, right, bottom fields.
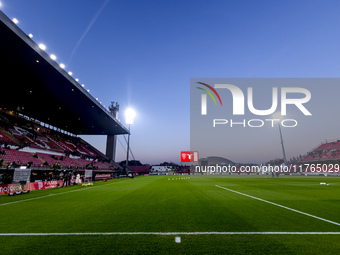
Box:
left=1, top=175, right=340, bottom=254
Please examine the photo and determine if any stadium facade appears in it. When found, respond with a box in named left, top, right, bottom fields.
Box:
left=0, top=10, right=141, bottom=192
left=199, top=156, right=235, bottom=166
left=0, top=10, right=128, bottom=162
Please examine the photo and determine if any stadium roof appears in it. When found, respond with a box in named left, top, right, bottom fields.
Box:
left=0, top=11, right=129, bottom=136
left=200, top=156, right=235, bottom=165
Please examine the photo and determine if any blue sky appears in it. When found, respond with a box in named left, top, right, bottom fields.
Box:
left=2, top=0, right=340, bottom=164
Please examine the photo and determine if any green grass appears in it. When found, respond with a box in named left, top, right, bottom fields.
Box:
left=1, top=175, right=340, bottom=254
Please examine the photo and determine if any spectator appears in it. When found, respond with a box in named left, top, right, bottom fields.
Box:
left=76, top=173, right=80, bottom=184
left=63, top=171, right=68, bottom=187
left=67, top=172, right=71, bottom=186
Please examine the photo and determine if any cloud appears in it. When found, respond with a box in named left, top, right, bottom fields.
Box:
left=69, top=0, right=109, bottom=63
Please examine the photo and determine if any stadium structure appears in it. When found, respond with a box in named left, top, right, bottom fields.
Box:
left=1, top=8, right=340, bottom=255
left=300, top=139, right=340, bottom=164
left=199, top=156, right=235, bottom=166
left=0, top=10, right=148, bottom=191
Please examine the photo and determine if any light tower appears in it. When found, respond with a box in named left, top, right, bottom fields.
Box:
left=125, top=108, right=136, bottom=172
left=273, top=112, right=287, bottom=164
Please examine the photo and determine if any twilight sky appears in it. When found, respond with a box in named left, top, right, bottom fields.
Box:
left=2, top=0, right=340, bottom=164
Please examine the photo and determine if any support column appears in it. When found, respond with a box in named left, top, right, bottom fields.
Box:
left=106, top=135, right=117, bottom=162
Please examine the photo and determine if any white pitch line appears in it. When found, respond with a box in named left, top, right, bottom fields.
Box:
left=0, top=180, right=129, bottom=207
left=0, top=232, right=340, bottom=236
left=215, top=185, right=340, bottom=227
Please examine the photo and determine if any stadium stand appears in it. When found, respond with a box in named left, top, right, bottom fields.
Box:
left=0, top=10, right=132, bottom=189
left=174, top=166, right=190, bottom=174
left=0, top=111, right=120, bottom=173
left=0, top=148, right=44, bottom=167
left=119, top=160, right=150, bottom=175
left=300, top=139, right=340, bottom=162
left=0, top=129, right=17, bottom=145
left=129, top=166, right=150, bottom=174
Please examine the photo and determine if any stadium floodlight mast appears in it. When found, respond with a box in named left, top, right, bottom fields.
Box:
left=125, top=108, right=136, bottom=173
left=272, top=112, right=287, bottom=164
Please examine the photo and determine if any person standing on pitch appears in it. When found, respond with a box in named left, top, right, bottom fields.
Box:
left=76, top=173, right=80, bottom=184
left=63, top=171, right=68, bottom=187
left=67, top=172, right=71, bottom=186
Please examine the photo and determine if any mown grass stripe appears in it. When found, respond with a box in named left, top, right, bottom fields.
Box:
left=0, top=179, right=129, bottom=207
left=215, top=185, right=340, bottom=227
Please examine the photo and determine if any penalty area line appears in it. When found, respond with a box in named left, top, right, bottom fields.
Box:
left=215, top=185, right=340, bottom=227
left=0, top=232, right=340, bottom=236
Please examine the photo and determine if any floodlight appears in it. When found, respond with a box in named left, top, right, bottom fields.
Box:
left=39, top=44, right=46, bottom=50
left=50, top=54, right=57, bottom=60
left=125, top=108, right=136, bottom=125
left=125, top=108, right=136, bottom=172
left=272, top=112, right=283, bottom=121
